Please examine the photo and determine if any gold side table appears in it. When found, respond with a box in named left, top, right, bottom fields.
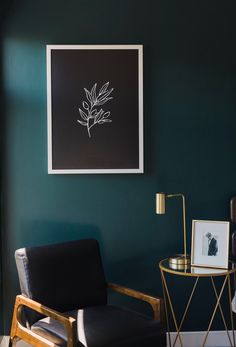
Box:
left=159, top=259, right=236, bottom=347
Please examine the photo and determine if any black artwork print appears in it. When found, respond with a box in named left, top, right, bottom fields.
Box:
left=47, top=46, right=143, bottom=173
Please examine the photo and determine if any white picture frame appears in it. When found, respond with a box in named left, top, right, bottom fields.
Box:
left=47, top=45, right=143, bottom=174
left=191, top=220, right=230, bottom=269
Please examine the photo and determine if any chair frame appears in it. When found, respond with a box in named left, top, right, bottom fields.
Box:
left=9, top=282, right=164, bottom=347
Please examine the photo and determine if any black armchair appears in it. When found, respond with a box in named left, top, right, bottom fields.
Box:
left=9, top=239, right=166, bottom=347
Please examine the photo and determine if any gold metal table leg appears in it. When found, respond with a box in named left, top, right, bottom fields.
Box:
left=172, top=277, right=199, bottom=347
left=161, top=272, right=199, bottom=347
left=161, top=270, right=184, bottom=347
left=211, top=277, right=234, bottom=346
left=202, top=275, right=228, bottom=347
left=160, top=267, right=236, bottom=347
left=161, top=270, right=172, bottom=347
left=227, top=274, right=236, bottom=347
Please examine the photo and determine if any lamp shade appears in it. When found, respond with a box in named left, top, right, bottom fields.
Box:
left=156, top=193, right=166, bottom=214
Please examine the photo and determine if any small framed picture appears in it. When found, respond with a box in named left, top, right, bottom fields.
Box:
left=191, top=220, right=230, bottom=269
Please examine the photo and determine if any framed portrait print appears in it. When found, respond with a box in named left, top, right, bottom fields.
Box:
left=47, top=45, right=143, bottom=174
left=191, top=220, right=230, bottom=269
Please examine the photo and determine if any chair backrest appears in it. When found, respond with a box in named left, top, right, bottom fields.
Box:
left=15, top=239, right=107, bottom=322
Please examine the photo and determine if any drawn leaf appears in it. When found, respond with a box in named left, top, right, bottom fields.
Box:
left=91, top=109, right=97, bottom=115
left=91, top=83, right=97, bottom=103
left=77, top=120, right=87, bottom=126
left=79, top=108, right=88, bottom=120
left=103, top=111, right=110, bottom=118
left=82, top=101, right=89, bottom=110
left=98, top=119, right=112, bottom=124
left=98, top=97, right=113, bottom=104
left=84, top=88, right=92, bottom=103
left=97, top=88, right=114, bottom=102
left=96, top=99, right=112, bottom=106
left=99, top=82, right=109, bottom=95
left=95, top=109, right=103, bottom=122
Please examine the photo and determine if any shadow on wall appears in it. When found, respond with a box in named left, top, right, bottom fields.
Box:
left=105, top=251, right=166, bottom=318
left=18, top=220, right=103, bottom=249
left=17, top=219, right=109, bottom=275
left=17, top=221, right=164, bottom=294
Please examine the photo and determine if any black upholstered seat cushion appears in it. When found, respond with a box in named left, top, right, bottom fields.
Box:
left=32, top=305, right=166, bottom=347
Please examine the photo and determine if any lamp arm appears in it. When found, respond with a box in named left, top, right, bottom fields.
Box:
left=166, top=194, right=187, bottom=258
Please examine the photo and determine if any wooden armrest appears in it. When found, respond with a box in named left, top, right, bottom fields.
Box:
left=108, top=282, right=164, bottom=322
left=10, top=295, right=77, bottom=347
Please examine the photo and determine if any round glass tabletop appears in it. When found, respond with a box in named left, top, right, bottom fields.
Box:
left=159, top=258, right=236, bottom=277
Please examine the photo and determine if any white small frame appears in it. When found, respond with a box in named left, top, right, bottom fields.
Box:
left=191, top=220, right=230, bottom=269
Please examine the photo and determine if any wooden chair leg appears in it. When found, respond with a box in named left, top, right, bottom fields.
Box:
left=9, top=297, right=21, bottom=347
left=9, top=336, right=20, bottom=347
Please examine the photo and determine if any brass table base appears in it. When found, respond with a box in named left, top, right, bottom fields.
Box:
left=159, top=260, right=236, bottom=347
left=169, top=254, right=190, bottom=266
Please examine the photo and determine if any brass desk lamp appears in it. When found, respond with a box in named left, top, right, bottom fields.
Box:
left=156, top=193, right=190, bottom=266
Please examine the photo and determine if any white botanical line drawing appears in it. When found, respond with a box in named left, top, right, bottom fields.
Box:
left=77, top=82, right=114, bottom=138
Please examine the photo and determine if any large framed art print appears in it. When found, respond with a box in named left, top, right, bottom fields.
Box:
left=47, top=45, right=143, bottom=174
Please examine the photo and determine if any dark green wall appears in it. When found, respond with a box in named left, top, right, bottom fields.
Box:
left=1, top=0, right=236, bottom=333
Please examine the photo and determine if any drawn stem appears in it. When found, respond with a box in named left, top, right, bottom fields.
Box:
left=87, top=124, right=91, bottom=138
left=87, top=119, right=97, bottom=138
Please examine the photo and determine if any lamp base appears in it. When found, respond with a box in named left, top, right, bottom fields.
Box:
left=168, top=254, right=190, bottom=266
